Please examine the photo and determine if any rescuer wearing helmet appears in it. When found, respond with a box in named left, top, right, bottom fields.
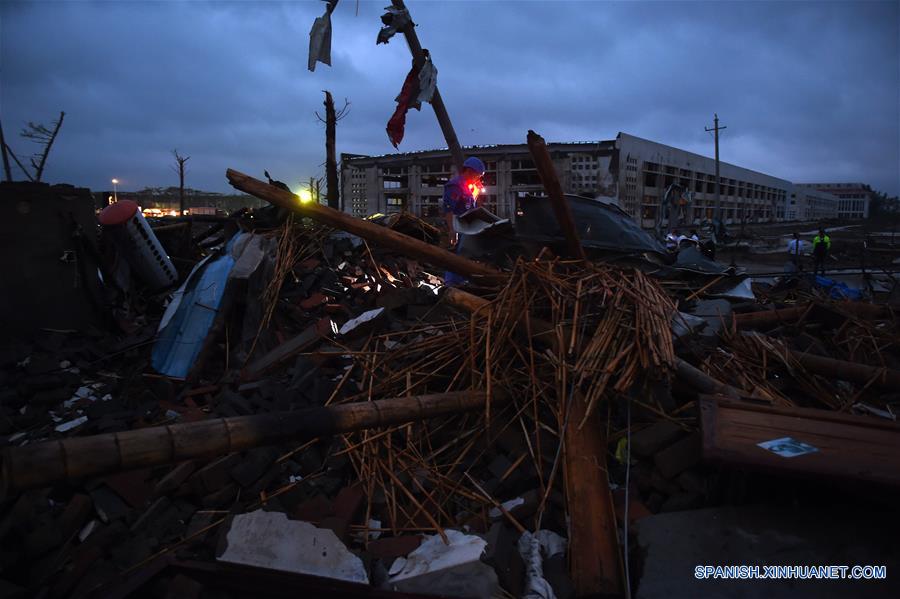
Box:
left=442, top=156, right=486, bottom=285
left=443, top=156, right=486, bottom=247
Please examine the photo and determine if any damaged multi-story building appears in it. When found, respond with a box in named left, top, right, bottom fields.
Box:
left=340, top=132, right=795, bottom=227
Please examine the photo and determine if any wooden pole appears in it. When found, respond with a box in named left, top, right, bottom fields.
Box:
left=734, top=302, right=890, bottom=329
left=227, top=169, right=503, bottom=282
left=526, top=130, right=586, bottom=260
left=2, top=391, right=490, bottom=493
left=390, top=0, right=464, bottom=173
left=564, top=398, right=625, bottom=596
left=788, top=350, right=900, bottom=389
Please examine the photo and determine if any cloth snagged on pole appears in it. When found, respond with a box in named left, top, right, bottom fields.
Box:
left=386, top=53, right=437, bottom=148
left=386, top=63, right=421, bottom=148
left=415, top=53, right=437, bottom=105
left=377, top=5, right=411, bottom=45
left=308, top=5, right=333, bottom=71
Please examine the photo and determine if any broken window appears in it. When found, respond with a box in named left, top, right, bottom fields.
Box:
left=644, top=172, right=657, bottom=187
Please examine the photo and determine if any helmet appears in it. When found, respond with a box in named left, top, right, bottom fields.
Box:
left=462, top=156, right=486, bottom=177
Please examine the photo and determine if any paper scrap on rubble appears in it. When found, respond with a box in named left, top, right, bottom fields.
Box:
left=757, top=437, right=818, bottom=458
left=55, top=416, right=88, bottom=433
left=488, top=497, right=525, bottom=519
left=385, top=529, right=497, bottom=597
left=339, top=308, right=385, bottom=336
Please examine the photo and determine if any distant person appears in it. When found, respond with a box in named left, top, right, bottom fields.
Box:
left=689, top=229, right=700, bottom=244
left=812, top=227, right=831, bottom=275
left=787, top=231, right=804, bottom=270
left=666, top=229, right=679, bottom=251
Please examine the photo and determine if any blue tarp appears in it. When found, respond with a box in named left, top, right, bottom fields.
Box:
left=814, top=275, right=864, bottom=301
left=152, top=233, right=244, bottom=378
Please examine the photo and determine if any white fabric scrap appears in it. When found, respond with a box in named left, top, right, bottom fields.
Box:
left=308, top=7, right=333, bottom=72
left=518, top=530, right=569, bottom=599
left=339, top=308, right=385, bottom=336
left=55, top=416, right=88, bottom=433
left=415, top=55, right=437, bottom=105
left=488, top=497, right=525, bottom=519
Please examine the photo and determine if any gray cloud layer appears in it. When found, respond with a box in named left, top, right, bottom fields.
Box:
left=2, top=0, right=897, bottom=195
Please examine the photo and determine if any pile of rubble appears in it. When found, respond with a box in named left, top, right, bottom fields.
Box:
left=2, top=174, right=899, bottom=599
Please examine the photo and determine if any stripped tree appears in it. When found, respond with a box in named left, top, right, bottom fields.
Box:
left=6, top=111, right=66, bottom=182
left=172, top=149, right=190, bottom=215
left=316, top=91, right=349, bottom=210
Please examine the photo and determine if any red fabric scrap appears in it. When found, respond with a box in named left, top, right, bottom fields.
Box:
left=386, top=65, right=421, bottom=148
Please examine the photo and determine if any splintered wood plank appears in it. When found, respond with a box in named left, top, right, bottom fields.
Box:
left=241, top=319, right=332, bottom=381
left=700, top=396, right=900, bottom=485
left=563, top=398, right=624, bottom=597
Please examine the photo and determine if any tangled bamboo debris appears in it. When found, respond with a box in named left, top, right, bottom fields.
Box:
left=326, top=257, right=679, bottom=551
left=700, top=298, right=900, bottom=410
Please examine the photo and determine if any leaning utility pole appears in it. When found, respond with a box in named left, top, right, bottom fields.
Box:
left=705, top=113, right=726, bottom=223
left=390, top=0, right=465, bottom=173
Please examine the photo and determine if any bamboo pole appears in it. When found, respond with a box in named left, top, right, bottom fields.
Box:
left=2, top=391, right=491, bottom=494
left=226, top=169, right=502, bottom=282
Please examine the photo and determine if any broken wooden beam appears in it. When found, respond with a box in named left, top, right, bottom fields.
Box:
left=226, top=169, right=503, bottom=283
left=734, top=302, right=890, bottom=329
left=526, top=130, right=586, bottom=260
left=700, top=395, right=900, bottom=486
left=2, top=391, right=491, bottom=493
left=673, top=358, right=743, bottom=399
left=564, top=395, right=625, bottom=596
left=241, top=319, right=333, bottom=381
left=788, top=350, right=900, bottom=389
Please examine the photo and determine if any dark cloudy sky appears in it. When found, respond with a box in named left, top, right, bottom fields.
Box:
left=2, top=0, right=898, bottom=196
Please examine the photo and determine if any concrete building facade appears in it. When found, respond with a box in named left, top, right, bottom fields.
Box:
left=786, top=187, right=840, bottom=221
left=795, top=183, right=872, bottom=219
left=340, top=133, right=792, bottom=228
left=341, top=140, right=616, bottom=221
left=616, top=133, right=791, bottom=227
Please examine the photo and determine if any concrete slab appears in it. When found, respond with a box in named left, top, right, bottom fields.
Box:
left=218, top=509, right=369, bottom=584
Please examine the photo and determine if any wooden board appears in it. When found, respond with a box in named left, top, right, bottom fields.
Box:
left=700, top=396, right=900, bottom=486
left=563, top=397, right=624, bottom=596
left=241, top=319, right=332, bottom=381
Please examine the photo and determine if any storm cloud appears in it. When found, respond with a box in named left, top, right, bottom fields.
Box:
left=2, top=0, right=897, bottom=195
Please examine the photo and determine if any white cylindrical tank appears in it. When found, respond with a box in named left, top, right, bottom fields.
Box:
left=98, top=200, right=178, bottom=290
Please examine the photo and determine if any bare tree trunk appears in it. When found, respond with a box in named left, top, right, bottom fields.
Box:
left=0, top=119, right=12, bottom=182
left=33, top=111, right=64, bottom=182
left=173, top=149, right=190, bottom=215
left=324, top=91, right=339, bottom=209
